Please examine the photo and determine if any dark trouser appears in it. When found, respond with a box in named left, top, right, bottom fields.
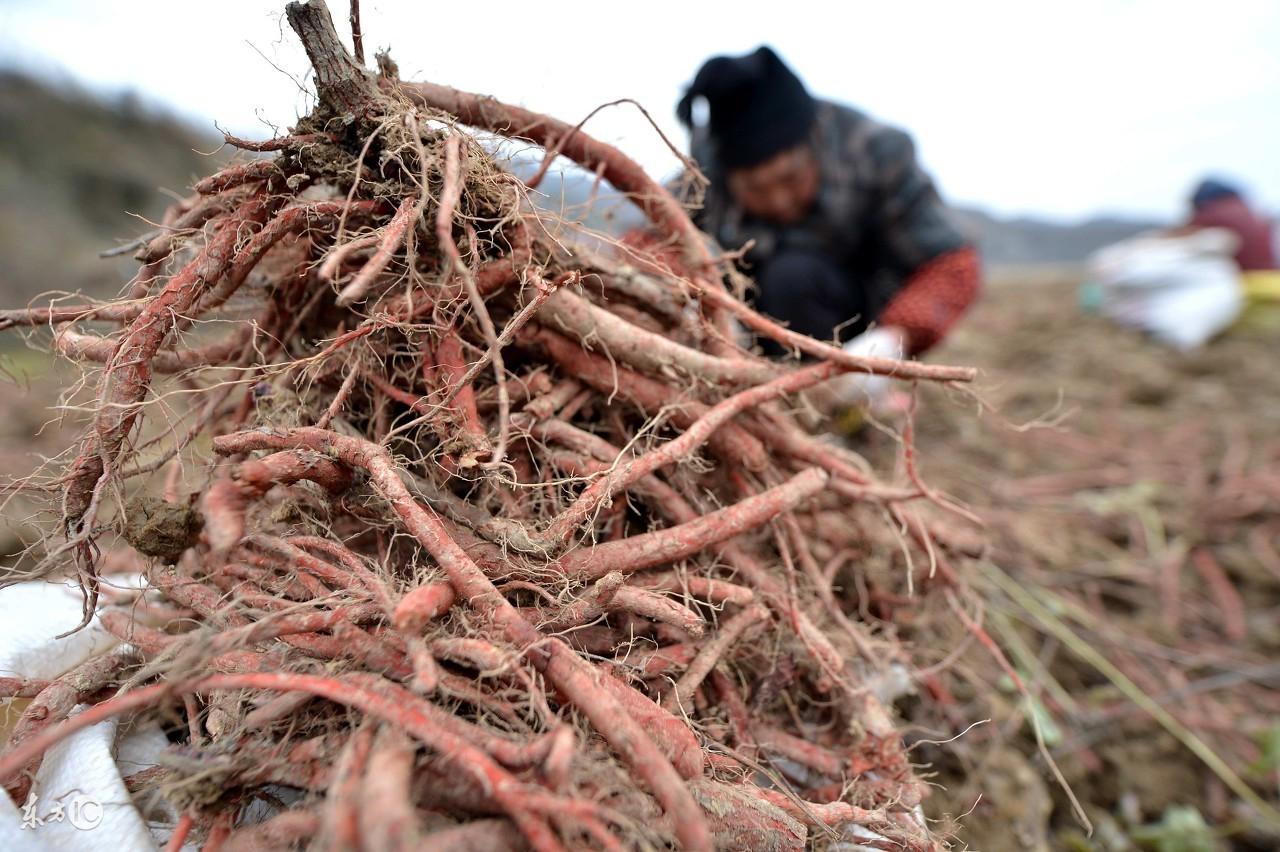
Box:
left=753, top=249, right=868, bottom=355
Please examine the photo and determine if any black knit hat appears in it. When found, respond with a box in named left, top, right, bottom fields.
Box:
left=677, top=46, right=816, bottom=170
left=1190, top=177, right=1241, bottom=210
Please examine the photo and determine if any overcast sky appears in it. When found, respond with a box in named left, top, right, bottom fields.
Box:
left=2, top=0, right=1278, bottom=222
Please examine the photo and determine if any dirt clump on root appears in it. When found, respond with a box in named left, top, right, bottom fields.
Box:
left=122, top=495, right=203, bottom=563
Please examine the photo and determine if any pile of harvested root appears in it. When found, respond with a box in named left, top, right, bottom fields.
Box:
left=0, top=3, right=985, bottom=849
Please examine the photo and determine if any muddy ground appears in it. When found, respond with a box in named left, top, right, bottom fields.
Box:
left=880, top=267, right=1280, bottom=850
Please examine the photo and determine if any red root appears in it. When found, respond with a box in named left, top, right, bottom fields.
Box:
left=64, top=196, right=273, bottom=530
left=555, top=467, right=829, bottom=579
left=391, top=79, right=739, bottom=339
left=609, top=585, right=706, bottom=637
left=542, top=362, right=841, bottom=545
left=211, top=426, right=713, bottom=851
left=2, top=647, right=140, bottom=800
left=54, top=323, right=254, bottom=374
left=203, top=450, right=353, bottom=551
left=635, top=573, right=756, bottom=607
left=393, top=580, right=458, bottom=633
left=193, top=159, right=280, bottom=195
left=663, top=604, right=769, bottom=712
left=323, top=722, right=376, bottom=850
left=358, top=726, right=424, bottom=851
left=336, top=193, right=421, bottom=306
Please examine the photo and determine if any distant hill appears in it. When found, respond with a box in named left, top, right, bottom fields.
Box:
left=0, top=70, right=217, bottom=303
left=950, top=206, right=1163, bottom=266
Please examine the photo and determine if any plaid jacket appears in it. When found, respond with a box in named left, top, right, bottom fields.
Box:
left=679, top=100, right=971, bottom=330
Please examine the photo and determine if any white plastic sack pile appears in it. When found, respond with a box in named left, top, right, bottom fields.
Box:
left=0, top=578, right=183, bottom=851
left=1088, top=228, right=1243, bottom=350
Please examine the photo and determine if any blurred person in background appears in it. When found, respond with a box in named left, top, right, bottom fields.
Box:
left=673, top=46, right=980, bottom=409
left=1186, top=178, right=1277, bottom=272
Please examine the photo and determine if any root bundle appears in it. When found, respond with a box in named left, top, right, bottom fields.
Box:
left=0, top=3, right=983, bottom=849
